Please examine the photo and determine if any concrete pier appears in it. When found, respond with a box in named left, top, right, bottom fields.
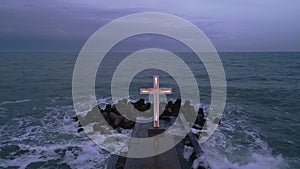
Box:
left=123, top=119, right=181, bottom=169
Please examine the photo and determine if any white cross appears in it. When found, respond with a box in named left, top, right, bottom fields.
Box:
left=140, top=75, right=172, bottom=128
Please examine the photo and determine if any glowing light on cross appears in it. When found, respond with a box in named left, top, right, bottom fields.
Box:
left=140, top=75, right=172, bottom=128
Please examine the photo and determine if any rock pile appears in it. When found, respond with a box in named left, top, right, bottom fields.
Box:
left=161, top=99, right=181, bottom=116
left=74, top=98, right=220, bottom=136
left=74, top=98, right=153, bottom=133
left=131, top=98, right=151, bottom=112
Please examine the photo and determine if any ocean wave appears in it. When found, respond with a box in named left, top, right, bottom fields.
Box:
left=0, top=102, right=111, bottom=169
left=0, top=141, right=110, bottom=169
left=0, top=97, right=291, bottom=169
left=0, top=99, right=31, bottom=106
left=71, top=98, right=289, bottom=169
left=197, top=103, right=288, bottom=169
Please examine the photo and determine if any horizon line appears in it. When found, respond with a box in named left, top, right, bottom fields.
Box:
left=1, top=50, right=300, bottom=53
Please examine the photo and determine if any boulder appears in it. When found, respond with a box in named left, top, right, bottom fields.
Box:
left=213, top=118, right=221, bottom=125
left=82, top=106, right=102, bottom=125
left=109, top=112, right=119, bottom=121
left=199, top=119, right=206, bottom=127
left=145, top=102, right=151, bottom=110
left=131, top=98, right=151, bottom=112
left=119, top=118, right=135, bottom=129
left=198, top=108, right=204, bottom=119
left=102, top=111, right=110, bottom=123
left=172, top=99, right=181, bottom=116
left=72, top=116, right=78, bottom=122
left=77, top=128, right=84, bottom=133
left=161, top=101, right=176, bottom=117
left=113, top=116, right=124, bottom=129
left=160, top=116, right=170, bottom=122
left=181, top=100, right=196, bottom=122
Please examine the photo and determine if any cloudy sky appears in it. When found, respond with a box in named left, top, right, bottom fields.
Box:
left=0, top=0, right=299, bottom=52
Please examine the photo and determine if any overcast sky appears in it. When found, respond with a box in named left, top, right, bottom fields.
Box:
left=0, top=0, right=299, bottom=52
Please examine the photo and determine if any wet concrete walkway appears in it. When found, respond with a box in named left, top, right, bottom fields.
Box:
left=124, top=118, right=181, bottom=169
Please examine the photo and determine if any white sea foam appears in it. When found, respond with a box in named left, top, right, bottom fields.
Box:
left=0, top=141, right=110, bottom=169
left=196, top=104, right=287, bottom=169
left=0, top=97, right=289, bottom=169
left=0, top=99, right=31, bottom=106
left=183, top=145, right=194, bottom=160
left=94, top=98, right=288, bottom=169
left=0, top=101, right=112, bottom=169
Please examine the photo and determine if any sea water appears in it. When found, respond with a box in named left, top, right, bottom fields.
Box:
left=0, top=52, right=299, bottom=168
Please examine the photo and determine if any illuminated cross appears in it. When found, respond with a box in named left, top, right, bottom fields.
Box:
left=140, top=75, right=172, bottom=128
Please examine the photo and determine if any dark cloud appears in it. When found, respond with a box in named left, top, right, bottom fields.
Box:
left=0, top=0, right=299, bottom=52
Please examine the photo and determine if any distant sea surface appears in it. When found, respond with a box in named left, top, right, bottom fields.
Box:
left=0, top=52, right=299, bottom=169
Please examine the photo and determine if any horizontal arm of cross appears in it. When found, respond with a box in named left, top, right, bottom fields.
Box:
left=140, top=88, right=154, bottom=94
left=140, top=88, right=172, bottom=94
left=158, top=88, right=172, bottom=94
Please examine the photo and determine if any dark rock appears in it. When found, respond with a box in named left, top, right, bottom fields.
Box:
left=77, top=128, right=84, bottom=133
left=104, top=104, right=112, bottom=112
left=118, top=98, right=129, bottom=104
left=145, top=102, right=151, bottom=110
left=181, top=100, right=194, bottom=113
left=115, top=100, right=132, bottom=117
left=131, top=98, right=151, bottom=112
left=111, top=105, right=121, bottom=116
left=148, top=128, right=166, bottom=137
left=102, top=111, right=110, bottom=121
left=131, top=98, right=144, bottom=111
left=72, top=116, right=78, bottom=122
left=113, top=116, right=124, bottom=129
left=190, top=152, right=197, bottom=162
left=105, top=111, right=128, bottom=128
left=109, top=112, right=119, bottom=121
left=159, top=102, right=167, bottom=112
left=80, top=106, right=102, bottom=126
left=160, top=116, right=170, bottom=122
left=99, top=105, right=105, bottom=113
left=162, top=109, right=171, bottom=116
left=184, top=137, right=193, bottom=147
left=195, top=113, right=206, bottom=127
left=168, top=101, right=173, bottom=106
left=193, top=133, right=200, bottom=139
left=119, top=118, right=135, bottom=129
left=172, top=99, right=181, bottom=116
left=213, top=117, right=221, bottom=125
left=192, top=124, right=202, bottom=130
left=198, top=108, right=204, bottom=118
left=199, top=119, right=206, bottom=127
left=181, top=100, right=196, bottom=122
